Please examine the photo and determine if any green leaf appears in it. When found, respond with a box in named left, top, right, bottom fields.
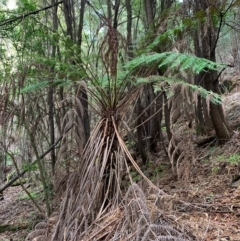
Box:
left=126, top=52, right=226, bottom=74
left=134, top=75, right=222, bottom=105
left=20, top=80, right=49, bottom=93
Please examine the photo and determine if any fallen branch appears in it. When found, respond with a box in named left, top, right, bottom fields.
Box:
left=0, top=129, right=69, bottom=193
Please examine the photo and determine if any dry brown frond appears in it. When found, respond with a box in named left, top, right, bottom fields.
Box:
left=98, top=19, right=126, bottom=77
left=54, top=93, right=86, bottom=193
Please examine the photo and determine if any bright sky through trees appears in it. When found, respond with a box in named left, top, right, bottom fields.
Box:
left=7, top=0, right=16, bottom=9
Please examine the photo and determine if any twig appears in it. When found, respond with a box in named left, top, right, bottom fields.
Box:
left=0, top=1, right=63, bottom=28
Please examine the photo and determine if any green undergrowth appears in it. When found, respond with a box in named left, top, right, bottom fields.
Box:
left=217, top=153, right=240, bottom=164
left=0, top=223, right=30, bottom=233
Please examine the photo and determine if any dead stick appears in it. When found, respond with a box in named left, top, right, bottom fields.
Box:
left=0, top=127, right=70, bottom=193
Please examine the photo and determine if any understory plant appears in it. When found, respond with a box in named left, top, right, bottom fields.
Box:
left=51, top=47, right=225, bottom=240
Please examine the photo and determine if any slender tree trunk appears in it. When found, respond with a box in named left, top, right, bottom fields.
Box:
left=148, top=84, right=158, bottom=152
left=143, top=0, right=155, bottom=28
left=164, top=92, right=172, bottom=142
left=77, top=0, right=86, bottom=47
left=62, top=0, right=90, bottom=147
left=193, top=27, right=207, bottom=135
left=48, top=84, right=55, bottom=174
left=76, top=0, right=90, bottom=145
left=125, top=0, right=133, bottom=59
left=48, top=0, right=58, bottom=174
left=142, top=0, right=160, bottom=152
left=136, top=96, right=148, bottom=165
left=63, top=0, right=73, bottom=39
left=156, top=91, right=164, bottom=141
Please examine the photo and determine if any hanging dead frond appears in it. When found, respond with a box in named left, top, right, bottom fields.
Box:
left=98, top=18, right=126, bottom=77
left=54, top=92, right=85, bottom=194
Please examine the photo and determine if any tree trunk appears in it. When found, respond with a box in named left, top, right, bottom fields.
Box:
left=62, top=0, right=90, bottom=147
left=193, top=27, right=207, bottom=135
left=48, top=0, right=58, bottom=174
left=136, top=96, right=148, bottom=165
left=164, top=92, right=172, bottom=142
left=125, top=0, right=133, bottom=59
left=143, top=0, right=155, bottom=28
left=195, top=0, right=230, bottom=140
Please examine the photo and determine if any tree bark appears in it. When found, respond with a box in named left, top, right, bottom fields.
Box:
left=164, top=92, right=172, bottom=142
left=48, top=0, right=58, bottom=174
left=62, top=0, right=90, bottom=147
left=194, top=0, right=230, bottom=140
left=125, top=0, right=133, bottom=59
left=143, top=0, right=155, bottom=28
left=136, top=96, right=148, bottom=165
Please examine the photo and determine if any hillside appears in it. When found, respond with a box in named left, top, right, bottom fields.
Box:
left=1, top=87, right=240, bottom=241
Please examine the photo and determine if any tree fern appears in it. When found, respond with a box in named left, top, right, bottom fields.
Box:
left=124, top=52, right=225, bottom=107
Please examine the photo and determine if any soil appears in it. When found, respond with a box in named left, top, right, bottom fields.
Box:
left=1, top=90, right=240, bottom=241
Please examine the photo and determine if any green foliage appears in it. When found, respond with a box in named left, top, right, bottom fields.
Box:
left=217, top=154, right=240, bottom=164
left=182, top=17, right=198, bottom=29
left=229, top=154, right=240, bottom=164
left=149, top=163, right=167, bottom=181
left=130, top=169, right=141, bottom=182
left=20, top=78, right=71, bottom=93
left=22, top=162, right=38, bottom=171
left=6, top=171, right=16, bottom=182
left=17, top=0, right=37, bottom=12
left=12, top=178, right=27, bottom=186
left=145, top=25, right=185, bottom=52
left=124, top=51, right=225, bottom=105
left=126, top=52, right=226, bottom=74
left=211, top=166, right=220, bottom=173
left=19, top=191, right=40, bottom=200
left=20, top=80, right=49, bottom=93
left=134, top=75, right=222, bottom=105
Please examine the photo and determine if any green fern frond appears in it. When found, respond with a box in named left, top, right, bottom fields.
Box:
left=136, top=75, right=222, bottom=105
left=144, top=25, right=184, bottom=53
left=20, top=78, right=71, bottom=93
left=126, top=52, right=226, bottom=74
left=159, top=52, right=179, bottom=69
left=178, top=54, right=193, bottom=71
left=20, top=80, right=49, bottom=93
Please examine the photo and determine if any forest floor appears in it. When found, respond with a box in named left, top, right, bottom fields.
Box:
left=0, top=185, right=46, bottom=241
left=1, top=89, right=240, bottom=241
